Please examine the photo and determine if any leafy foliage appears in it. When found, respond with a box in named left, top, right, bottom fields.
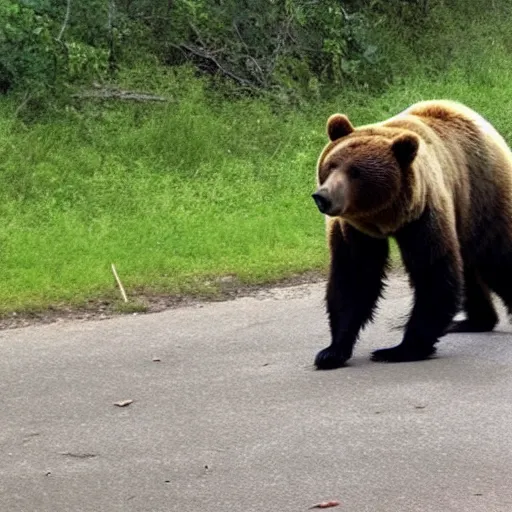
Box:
left=134, top=0, right=380, bottom=98
left=0, top=0, right=58, bottom=95
left=2, top=0, right=512, bottom=107
left=0, top=0, right=387, bottom=103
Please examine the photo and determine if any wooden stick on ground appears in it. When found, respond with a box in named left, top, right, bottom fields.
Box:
left=111, top=264, right=128, bottom=303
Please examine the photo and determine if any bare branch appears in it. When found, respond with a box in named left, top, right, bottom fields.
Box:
left=268, top=15, right=294, bottom=77
left=188, top=22, right=206, bottom=46
left=339, top=5, right=350, bottom=22
left=57, top=0, right=71, bottom=42
left=107, top=0, right=117, bottom=72
left=14, top=91, right=32, bottom=118
left=232, top=22, right=267, bottom=86
left=72, top=87, right=169, bottom=102
left=173, top=42, right=258, bottom=89
left=185, top=22, right=261, bottom=88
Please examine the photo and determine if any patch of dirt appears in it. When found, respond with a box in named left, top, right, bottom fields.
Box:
left=1, top=264, right=408, bottom=332
left=0, top=270, right=328, bottom=332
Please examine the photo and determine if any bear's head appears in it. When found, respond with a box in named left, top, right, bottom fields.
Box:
left=312, top=113, right=420, bottom=220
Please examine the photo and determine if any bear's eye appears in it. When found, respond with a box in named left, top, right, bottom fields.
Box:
left=349, top=166, right=361, bottom=179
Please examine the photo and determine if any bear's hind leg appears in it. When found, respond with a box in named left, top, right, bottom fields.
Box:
left=371, top=253, right=461, bottom=362
left=480, top=251, right=512, bottom=319
left=443, top=268, right=498, bottom=334
left=372, top=208, right=462, bottom=363
left=315, top=221, right=389, bottom=370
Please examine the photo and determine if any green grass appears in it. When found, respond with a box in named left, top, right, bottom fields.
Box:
left=0, top=78, right=330, bottom=313
left=3, top=36, right=512, bottom=315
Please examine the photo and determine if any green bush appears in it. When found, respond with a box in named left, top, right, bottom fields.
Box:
left=0, top=0, right=58, bottom=95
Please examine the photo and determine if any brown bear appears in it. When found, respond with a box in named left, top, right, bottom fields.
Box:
left=311, top=99, right=512, bottom=369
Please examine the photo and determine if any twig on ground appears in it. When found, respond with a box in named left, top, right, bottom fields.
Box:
left=111, top=264, right=128, bottom=303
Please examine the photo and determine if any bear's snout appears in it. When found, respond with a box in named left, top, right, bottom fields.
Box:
left=312, top=190, right=332, bottom=214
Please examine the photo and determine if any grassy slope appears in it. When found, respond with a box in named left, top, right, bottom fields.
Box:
left=0, top=80, right=330, bottom=313
left=2, top=9, right=512, bottom=314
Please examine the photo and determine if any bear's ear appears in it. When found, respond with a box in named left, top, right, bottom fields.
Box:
left=391, top=133, right=419, bottom=168
left=326, top=114, right=354, bottom=141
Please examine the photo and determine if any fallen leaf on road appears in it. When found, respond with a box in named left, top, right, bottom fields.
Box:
left=309, top=500, right=340, bottom=509
left=114, top=399, right=134, bottom=407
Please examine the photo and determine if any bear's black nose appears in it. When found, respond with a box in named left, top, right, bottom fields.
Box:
left=312, top=192, right=332, bottom=214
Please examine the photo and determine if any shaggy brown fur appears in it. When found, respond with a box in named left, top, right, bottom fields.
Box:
left=312, top=100, right=512, bottom=369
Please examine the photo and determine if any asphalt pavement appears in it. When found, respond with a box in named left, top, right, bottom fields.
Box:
left=1, top=275, right=512, bottom=512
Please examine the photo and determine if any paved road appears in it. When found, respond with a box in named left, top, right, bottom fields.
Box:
left=1, top=275, right=512, bottom=512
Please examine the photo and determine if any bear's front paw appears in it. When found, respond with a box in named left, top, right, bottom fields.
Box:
left=314, top=346, right=350, bottom=370
left=371, top=343, right=436, bottom=363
